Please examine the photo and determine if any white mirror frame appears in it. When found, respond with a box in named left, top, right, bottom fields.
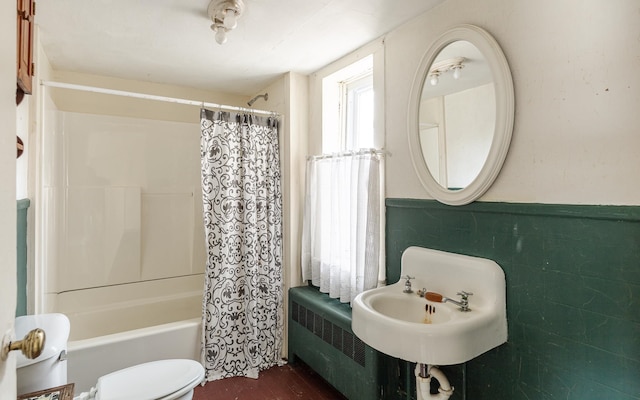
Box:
left=408, top=25, right=514, bottom=206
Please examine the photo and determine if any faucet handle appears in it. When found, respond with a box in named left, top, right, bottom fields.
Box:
left=402, top=275, right=415, bottom=293
left=456, top=291, right=473, bottom=311
left=457, top=291, right=473, bottom=300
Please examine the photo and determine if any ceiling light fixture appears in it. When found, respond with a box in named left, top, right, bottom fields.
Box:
left=428, top=57, right=465, bottom=86
left=208, top=0, right=245, bottom=45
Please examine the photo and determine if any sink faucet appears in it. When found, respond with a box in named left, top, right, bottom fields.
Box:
left=446, top=291, right=473, bottom=311
left=425, top=290, right=473, bottom=311
left=401, top=275, right=415, bottom=293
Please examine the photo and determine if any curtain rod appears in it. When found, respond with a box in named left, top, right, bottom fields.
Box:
left=40, top=80, right=278, bottom=117
left=307, top=148, right=387, bottom=161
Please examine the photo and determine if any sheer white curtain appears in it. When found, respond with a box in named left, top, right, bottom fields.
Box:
left=301, top=150, right=384, bottom=303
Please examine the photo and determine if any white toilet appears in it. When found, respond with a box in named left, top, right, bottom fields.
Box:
left=16, top=313, right=205, bottom=400
left=15, top=313, right=69, bottom=395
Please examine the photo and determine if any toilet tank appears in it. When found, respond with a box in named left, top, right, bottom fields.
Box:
left=15, top=313, right=70, bottom=396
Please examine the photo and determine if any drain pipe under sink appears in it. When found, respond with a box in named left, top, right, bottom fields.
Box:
left=415, top=364, right=454, bottom=400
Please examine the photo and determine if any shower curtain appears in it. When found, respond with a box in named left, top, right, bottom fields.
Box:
left=199, top=108, right=284, bottom=381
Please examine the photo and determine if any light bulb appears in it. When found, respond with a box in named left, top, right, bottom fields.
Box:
left=223, top=9, right=237, bottom=29
left=215, top=27, right=227, bottom=45
left=429, top=74, right=439, bottom=86
left=452, top=67, right=461, bottom=80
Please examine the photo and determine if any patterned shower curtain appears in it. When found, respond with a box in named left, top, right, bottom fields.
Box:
left=199, top=108, right=284, bottom=381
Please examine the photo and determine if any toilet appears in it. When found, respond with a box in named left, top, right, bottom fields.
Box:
left=15, top=313, right=205, bottom=400
left=15, top=313, right=69, bottom=396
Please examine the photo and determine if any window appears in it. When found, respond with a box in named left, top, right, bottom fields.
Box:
left=341, top=72, right=374, bottom=151
left=302, top=47, right=385, bottom=303
left=321, top=54, right=377, bottom=154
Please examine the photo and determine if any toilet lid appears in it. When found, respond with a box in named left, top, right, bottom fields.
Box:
left=96, top=359, right=204, bottom=400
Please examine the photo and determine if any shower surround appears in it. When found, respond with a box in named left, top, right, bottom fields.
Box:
left=40, top=109, right=205, bottom=333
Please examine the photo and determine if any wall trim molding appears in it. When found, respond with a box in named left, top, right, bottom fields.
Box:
left=386, top=198, right=640, bottom=222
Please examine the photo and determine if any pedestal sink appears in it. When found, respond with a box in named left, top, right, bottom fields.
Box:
left=352, top=246, right=507, bottom=365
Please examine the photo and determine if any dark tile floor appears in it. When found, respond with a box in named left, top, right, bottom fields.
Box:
left=193, top=362, right=348, bottom=400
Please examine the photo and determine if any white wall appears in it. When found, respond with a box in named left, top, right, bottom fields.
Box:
left=383, top=0, right=640, bottom=205
left=281, top=72, right=309, bottom=291
left=445, top=83, right=495, bottom=188
left=0, top=0, right=17, bottom=396
left=16, top=98, right=30, bottom=199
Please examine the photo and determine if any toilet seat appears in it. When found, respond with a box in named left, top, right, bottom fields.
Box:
left=95, top=359, right=204, bottom=400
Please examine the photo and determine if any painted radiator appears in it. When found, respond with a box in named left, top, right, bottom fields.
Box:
left=288, top=286, right=385, bottom=400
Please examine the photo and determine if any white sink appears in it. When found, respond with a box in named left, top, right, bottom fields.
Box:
left=352, top=246, right=507, bottom=365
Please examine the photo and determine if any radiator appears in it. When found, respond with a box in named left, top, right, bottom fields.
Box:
left=288, top=286, right=384, bottom=400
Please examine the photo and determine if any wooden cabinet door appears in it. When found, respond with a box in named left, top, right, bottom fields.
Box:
left=17, top=0, right=35, bottom=94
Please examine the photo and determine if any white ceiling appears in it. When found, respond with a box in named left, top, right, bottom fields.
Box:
left=36, top=0, right=446, bottom=96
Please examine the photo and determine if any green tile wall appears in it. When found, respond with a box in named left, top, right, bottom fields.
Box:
left=16, top=199, right=30, bottom=317
left=386, top=199, right=640, bottom=400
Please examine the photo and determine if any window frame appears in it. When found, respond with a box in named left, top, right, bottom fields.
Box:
left=340, top=71, right=374, bottom=151
left=318, top=45, right=383, bottom=154
left=308, top=38, right=386, bottom=286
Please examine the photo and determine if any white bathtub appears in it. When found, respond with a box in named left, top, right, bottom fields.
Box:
left=53, top=276, right=204, bottom=393
left=68, top=318, right=202, bottom=394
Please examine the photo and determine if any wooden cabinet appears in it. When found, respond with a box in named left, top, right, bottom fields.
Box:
left=17, top=0, right=35, bottom=95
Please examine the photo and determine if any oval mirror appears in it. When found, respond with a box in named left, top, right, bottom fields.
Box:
left=408, top=25, right=514, bottom=205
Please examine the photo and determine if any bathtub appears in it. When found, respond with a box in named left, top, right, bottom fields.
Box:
left=67, top=318, right=202, bottom=393
left=52, top=276, right=204, bottom=393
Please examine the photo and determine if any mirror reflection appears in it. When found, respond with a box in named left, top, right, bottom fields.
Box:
left=418, top=40, right=494, bottom=190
